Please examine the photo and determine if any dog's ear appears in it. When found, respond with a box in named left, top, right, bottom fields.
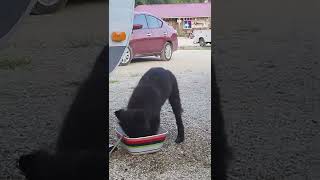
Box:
left=143, top=115, right=151, bottom=130
left=114, top=109, right=124, bottom=120
left=17, top=153, right=36, bottom=173
left=135, top=110, right=151, bottom=130
left=17, top=150, right=49, bottom=173
left=17, top=150, right=53, bottom=179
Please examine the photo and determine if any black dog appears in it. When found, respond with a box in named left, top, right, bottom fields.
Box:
left=212, top=61, right=233, bottom=180
left=115, top=67, right=184, bottom=143
left=17, top=46, right=108, bottom=180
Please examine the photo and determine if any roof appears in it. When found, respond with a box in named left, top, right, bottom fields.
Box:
left=135, top=3, right=211, bottom=19
left=134, top=11, right=154, bottom=16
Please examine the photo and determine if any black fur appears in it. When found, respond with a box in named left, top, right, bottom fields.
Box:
left=115, top=67, right=184, bottom=143
left=17, top=150, right=106, bottom=180
left=17, top=46, right=108, bottom=180
left=212, top=62, right=233, bottom=179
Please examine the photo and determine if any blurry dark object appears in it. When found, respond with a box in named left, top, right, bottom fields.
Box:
left=31, top=0, right=68, bottom=15
left=0, top=0, right=35, bottom=48
left=17, top=46, right=108, bottom=179
left=212, top=61, right=233, bottom=179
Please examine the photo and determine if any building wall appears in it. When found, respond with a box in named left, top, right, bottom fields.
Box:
left=192, top=17, right=211, bottom=29
left=163, top=17, right=210, bottom=36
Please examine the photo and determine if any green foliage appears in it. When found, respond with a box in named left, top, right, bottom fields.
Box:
left=0, top=56, right=31, bottom=70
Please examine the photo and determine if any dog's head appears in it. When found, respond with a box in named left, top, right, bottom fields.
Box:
left=17, top=150, right=53, bottom=180
left=114, top=109, right=152, bottom=138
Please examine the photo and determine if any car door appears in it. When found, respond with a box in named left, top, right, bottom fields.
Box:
left=130, top=14, right=152, bottom=56
left=145, top=15, right=166, bottom=53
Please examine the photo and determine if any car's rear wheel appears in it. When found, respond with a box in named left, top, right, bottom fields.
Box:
left=199, top=38, right=206, bottom=47
left=119, top=46, right=133, bottom=66
left=31, top=0, right=68, bottom=15
left=160, top=42, right=173, bottom=61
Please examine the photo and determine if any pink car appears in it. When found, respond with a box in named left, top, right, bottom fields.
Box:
left=120, top=11, right=178, bottom=66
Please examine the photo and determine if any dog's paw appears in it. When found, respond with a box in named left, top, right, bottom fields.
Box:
left=175, top=136, right=184, bottom=144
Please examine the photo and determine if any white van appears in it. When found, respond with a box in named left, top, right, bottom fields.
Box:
left=192, top=29, right=211, bottom=47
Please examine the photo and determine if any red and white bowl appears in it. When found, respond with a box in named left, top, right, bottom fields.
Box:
left=115, top=127, right=168, bottom=155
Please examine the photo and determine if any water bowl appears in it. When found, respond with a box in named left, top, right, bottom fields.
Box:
left=115, top=126, right=168, bottom=155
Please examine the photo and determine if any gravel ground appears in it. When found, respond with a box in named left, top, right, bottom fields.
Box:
left=0, top=2, right=212, bottom=179
left=0, top=1, right=106, bottom=179
left=4, top=0, right=320, bottom=179
left=177, top=37, right=198, bottom=47
left=216, top=1, right=320, bottom=179
left=109, top=50, right=211, bottom=180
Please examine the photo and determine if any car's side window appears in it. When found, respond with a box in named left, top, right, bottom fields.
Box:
left=146, top=15, right=161, bottom=29
left=133, top=15, right=148, bottom=29
left=157, top=19, right=163, bottom=28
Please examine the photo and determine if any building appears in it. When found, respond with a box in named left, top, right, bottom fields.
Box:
left=135, top=2, right=211, bottom=36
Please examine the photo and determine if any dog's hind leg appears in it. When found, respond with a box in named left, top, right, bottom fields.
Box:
left=168, top=74, right=184, bottom=143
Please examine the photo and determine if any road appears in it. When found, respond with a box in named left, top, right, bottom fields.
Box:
left=109, top=50, right=211, bottom=180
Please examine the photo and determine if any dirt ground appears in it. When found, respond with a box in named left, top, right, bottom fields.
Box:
left=215, top=1, right=320, bottom=179
left=109, top=50, right=211, bottom=180
left=0, top=1, right=106, bottom=179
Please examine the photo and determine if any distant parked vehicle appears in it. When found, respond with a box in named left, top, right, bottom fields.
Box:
left=31, top=0, right=68, bottom=14
left=192, top=29, right=211, bottom=47
left=120, top=11, right=178, bottom=66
